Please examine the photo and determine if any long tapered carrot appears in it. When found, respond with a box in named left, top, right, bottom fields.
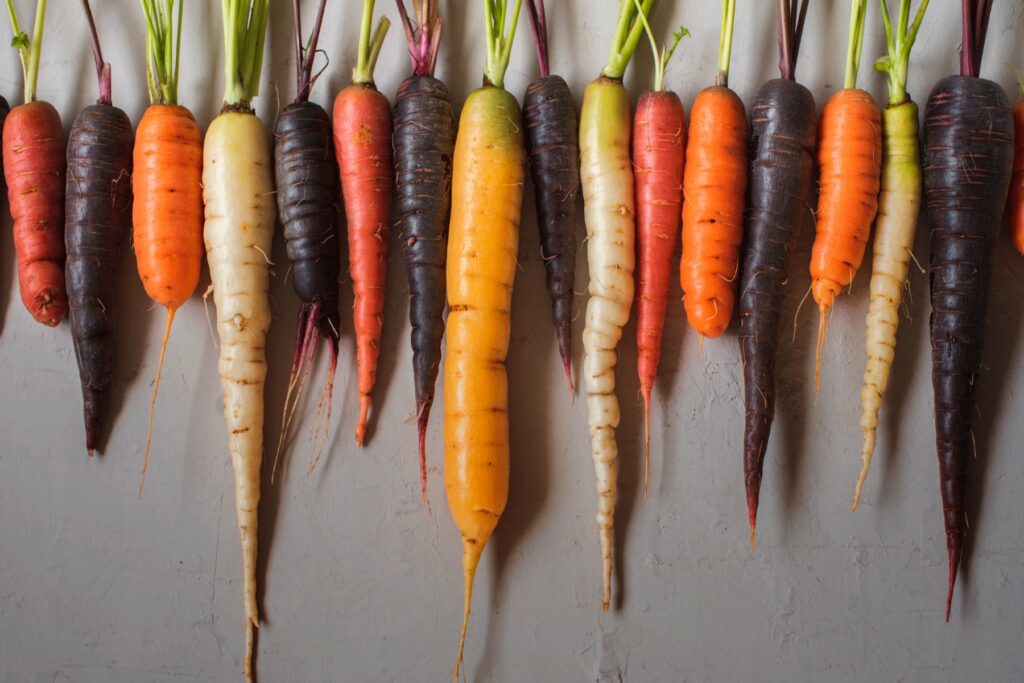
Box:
left=394, top=0, right=453, bottom=502
left=580, top=0, right=652, bottom=611
left=854, top=0, right=930, bottom=510
left=809, top=0, right=882, bottom=391
left=135, top=0, right=204, bottom=493
left=4, top=0, right=66, bottom=327
left=680, top=0, right=747, bottom=340
left=65, top=0, right=133, bottom=455
left=632, top=6, right=687, bottom=496
left=334, top=0, right=392, bottom=446
left=1008, top=74, right=1024, bottom=254
left=202, top=1, right=273, bottom=678
left=446, top=2, right=523, bottom=676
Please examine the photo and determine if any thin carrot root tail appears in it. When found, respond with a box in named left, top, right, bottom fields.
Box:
left=454, top=540, right=482, bottom=682
left=273, top=303, right=320, bottom=482
left=306, top=338, right=339, bottom=479
left=600, top=524, right=613, bottom=613
left=946, top=540, right=962, bottom=623
left=814, top=303, right=829, bottom=396
left=642, top=388, right=651, bottom=499
left=355, top=394, right=371, bottom=446
left=561, top=351, right=575, bottom=397
left=416, top=400, right=432, bottom=510
left=139, top=308, right=177, bottom=498
left=746, top=491, right=759, bottom=553
left=851, top=429, right=876, bottom=512
left=244, top=617, right=257, bottom=682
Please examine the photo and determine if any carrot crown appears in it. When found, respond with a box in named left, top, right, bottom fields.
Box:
left=842, top=0, right=868, bottom=90
left=78, top=0, right=111, bottom=105
left=875, top=0, right=929, bottom=105
left=353, top=0, right=390, bottom=85
left=483, top=0, right=523, bottom=89
left=524, top=0, right=549, bottom=78
left=603, top=0, right=653, bottom=80
left=6, top=0, right=48, bottom=102
left=959, top=0, right=993, bottom=78
left=716, top=0, right=737, bottom=86
left=633, top=0, right=687, bottom=92
left=220, top=0, right=270, bottom=109
left=777, top=0, right=809, bottom=81
left=293, top=0, right=328, bottom=100
left=140, top=0, right=182, bottom=105
left=397, top=0, right=441, bottom=78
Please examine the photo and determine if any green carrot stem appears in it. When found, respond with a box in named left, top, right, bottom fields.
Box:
left=354, top=0, right=390, bottom=84
left=603, top=0, right=654, bottom=80
left=875, top=0, right=929, bottom=105
left=222, top=0, right=270, bottom=108
left=483, top=0, right=523, bottom=89
left=632, top=0, right=687, bottom=92
left=6, top=0, right=47, bottom=102
left=843, top=0, right=868, bottom=90
left=717, top=0, right=736, bottom=86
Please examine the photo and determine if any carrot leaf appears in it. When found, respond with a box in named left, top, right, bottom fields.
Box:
left=483, top=0, right=523, bottom=89
left=875, top=0, right=929, bottom=105
left=6, top=0, right=46, bottom=102
left=603, top=0, right=654, bottom=80
left=354, top=0, right=390, bottom=85
left=632, top=0, right=687, bottom=92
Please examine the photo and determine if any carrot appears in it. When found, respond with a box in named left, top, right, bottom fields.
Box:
left=64, top=0, right=133, bottom=455
left=445, top=1, right=523, bottom=677
left=135, top=0, right=204, bottom=493
left=809, top=0, right=882, bottom=390
left=632, top=7, right=687, bottom=496
left=1008, top=75, right=1024, bottom=254
left=522, top=0, right=579, bottom=394
left=334, top=0, right=392, bottom=446
left=272, top=0, right=339, bottom=477
left=580, top=0, right=652, bottom=611
left=922, top=0, right=1012, bottom=621
left=3, top=0, right=66, bottom=327
left=853, top=0, right=930, bottom=510
left=202, top=1, right=272, bottom=678
left=394, top=0, right=453, bottom=502
left=739, top=0, right=816, bottom=547
left=680, top=0, right=747, bottom=340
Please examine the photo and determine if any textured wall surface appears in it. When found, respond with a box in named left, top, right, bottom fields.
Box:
left=1, top=1, right=1023, bottom=681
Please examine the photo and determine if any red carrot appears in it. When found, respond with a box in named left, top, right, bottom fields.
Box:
left=334, top=0, right=393, bottom=446
left=3, top=1, right=66, bottom=327
left=632, top=7, right=687, bottom=495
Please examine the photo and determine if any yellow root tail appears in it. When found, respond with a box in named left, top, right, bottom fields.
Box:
left=814, top=303, right=830, bottom=396
left=139, top=308, right=176, bottom=499
left=453, top=540, right=483, bottom=682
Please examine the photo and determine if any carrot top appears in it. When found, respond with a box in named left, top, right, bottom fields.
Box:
left=221, top=0, right=270, bottom=108
left=78, top=0, right=111, bottom=105
left=777, top=0, right=810, bottom=81
left=5, top=0, right=47, bottom=102
left=716, top=0, right=737, bottom=86
left=633, top=0, right=687, bottom=92
left=353, top=0, right=390, bottom=85
left=293, top=0, right=328, bottom=100
left=483, top=0, right=523, bottom=89
left=524, top=0, right=550, bottom=78
left=396, top=0, right=441, bottom=78
left=140, top=0, right=182, bottom=105
left=959, top=0, right=993, bottom=78
left=603, top=0, right=653, bottom=80
left=875, top=0, right=929, bottom=105
left=842, top=0, right=868, bottom=89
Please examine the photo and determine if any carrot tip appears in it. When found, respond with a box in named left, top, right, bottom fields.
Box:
left=356, top=394, right=371, bottom=446
left=946, top=546, right=961, bottom=622
left=561, top=353, right=575, bottom=397
left=642, top=389, right=652, bottom=499
left=813, top=304, right=828, bottom=396
left=417, top=402, right=432, bottom=512
left=87, top=448, right=95, bottom=458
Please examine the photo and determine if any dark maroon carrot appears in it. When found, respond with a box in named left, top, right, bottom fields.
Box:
left=523, top=0, right=579, bottom=394
left=65, top=0, right=134, bottom=454
left=393, top=0, right=453, bottom=503
left=923, top=0, right=1012, bottom=622
left=739, top=0, right=815, bottom=547
left=272, top=0, right=340, bottom=476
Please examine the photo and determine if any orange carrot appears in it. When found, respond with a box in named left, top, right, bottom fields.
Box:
left=1008, top=96, right=1024, bottom=255
left=135, top=0, right=204, bottom=493
left=3, top=2, right=66, bottom=327
left=680, top=0, right=746, bottom=339
left=632, top=10, right=686, bottom=495
left=333, top=0, right=392, bottom=446
left=809, top=0, right=882, bottom=390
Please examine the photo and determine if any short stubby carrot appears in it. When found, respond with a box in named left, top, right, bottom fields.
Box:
left=809, top=1, right=882, bottom=388
left=334, top=0, right=392, bottom=446
left=680, top=85, right=746, bottom=339
left=4, top=101, right=66, bottom=327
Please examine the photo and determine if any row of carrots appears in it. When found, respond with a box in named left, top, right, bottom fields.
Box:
left=2, top=0, right=1020, bottom=679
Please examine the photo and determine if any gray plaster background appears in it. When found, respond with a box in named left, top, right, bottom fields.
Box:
left=0, top=0, right=1023, bottom=681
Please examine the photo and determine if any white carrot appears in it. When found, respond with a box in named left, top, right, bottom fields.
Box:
left=580, top=0, right=652, bottom=613
left=854, top=0, right=929, bottom=510
left=202, top=1, right=272, bottom=679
